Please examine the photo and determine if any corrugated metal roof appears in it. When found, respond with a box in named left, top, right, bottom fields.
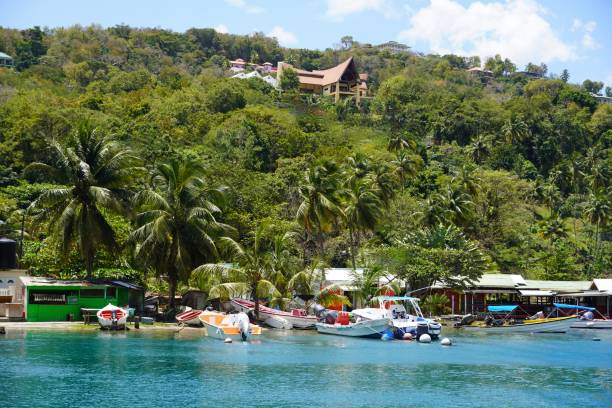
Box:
left=524, top=280, right=591, bottom=292
left=19, top=276, right=104, bottom=287
left=592, top=279, right=612, bottom=292
left=470, top=274, right=527, bottom=288
left=0, top=52, right=13, bottom=59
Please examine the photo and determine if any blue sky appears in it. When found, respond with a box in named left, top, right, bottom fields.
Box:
left=1, top=0, right=610, bottom=87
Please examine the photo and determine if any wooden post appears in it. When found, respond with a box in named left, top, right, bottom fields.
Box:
left=335, top=80, right=340, bottom=103
left=135, top=315, right=140, bottom=329
left=0, top=326, right=5, bottom=335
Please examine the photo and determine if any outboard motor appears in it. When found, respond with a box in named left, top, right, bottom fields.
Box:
left=416, top=322, right=429, bottom=340
left=324, top=310, right=338, bottom=324
left=313, top=303, right=327, bottom=317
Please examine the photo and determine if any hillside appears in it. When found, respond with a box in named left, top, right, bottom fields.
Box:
left=0, top=25, right=610, bottom=297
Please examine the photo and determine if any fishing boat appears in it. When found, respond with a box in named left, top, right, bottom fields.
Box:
left=97, top=303, right=128, bottom=330
left=462, top=304, right=578, bottom=333
left=315, top=312, right=390, bottom=338
left=565, top=304, right=612, bottom=329
left=199, top=310, right=262, bottom=341
left=352, top=296, right=442, bottom=339
left=175, top=307, right=203, bottom=326
left=231, top=298, right=318, bottom=329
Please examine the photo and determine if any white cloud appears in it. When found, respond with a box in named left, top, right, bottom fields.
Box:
left=214, top=24, right=229, bottom=34
left=224, top=0, right=264, bottom=14
left=267, top=26, right=297, bottom=46
left=325, top=0, right=395, bottom=20
left=572, top=19, right=599, bottom=50
left=398, top=0, right=576, bottom=66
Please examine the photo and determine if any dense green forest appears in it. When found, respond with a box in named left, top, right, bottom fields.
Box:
left=0, top=25, right=609, bottom=306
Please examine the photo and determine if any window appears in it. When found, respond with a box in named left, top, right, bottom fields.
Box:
left=106, top=287, right=116, bottom=298
left=80, top=289, right=105, bottom=298
left=7, top=280, right=14, bottom=284
left=29, top=290, right=77, bottom=304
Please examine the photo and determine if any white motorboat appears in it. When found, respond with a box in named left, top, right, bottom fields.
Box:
left=97, top=303, right=128, bottom=330
left=315, top=317, right=391, bottom=338
left=264, top=316, right=293, bottom=329
left=352, top=296, right=442, bottom=339
left=199, top=311, right=262, bottom=341
left=175, top=308, right=203, bottom=326
left=231, top=298, right=318, bottom=329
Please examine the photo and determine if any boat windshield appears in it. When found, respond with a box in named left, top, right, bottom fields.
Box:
left=374, top=296, right=424, bottom=318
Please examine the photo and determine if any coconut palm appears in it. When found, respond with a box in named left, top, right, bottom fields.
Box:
left=296, top=161, right=343, bottom=258
left=468, top=134, right=491, bottom=164
left=437, top=186, right=474, bottom=227
left=191, top=224, right=280, bottom=319
left=130, top=159, right=232, bottom=308
left=387, top=132, right=416, bottom=153
left=502, top=117, right=530, bottom=145
left=26, top=123, right=140, bottom=277
left=537, top=213, right=569, bottom=242
left=584, top=192, right=610, bottom=258
left=452, top=165, right=481, bottom=197
left=350, top=266, right=384, bottom=306
left=391, top=151, right=423, bottom=190
left=344, top=179, right=384, bottom=269
left=287, top=260, right=351, bottom=310
left=370, top=162, right=396, bottom=206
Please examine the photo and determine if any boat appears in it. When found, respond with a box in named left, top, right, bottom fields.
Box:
left=199, top=310, right=262, bottom=341
left=352, top=296, right=442, bottom=339
left=315, top=312, right=391, bottom=338
left=97, top=303, right=128, bottom=330
left=564, top=304, right=612, bottom=329
left=231, top=298, right=318, bottom=329
left=175, top=308, right=203, bottom=326
left=264, top=316, right=293, bottom=329
left=461, top=304, right=578, bottom=333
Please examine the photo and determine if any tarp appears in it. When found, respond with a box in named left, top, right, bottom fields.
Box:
left=553, top=303, right=595, bottom=311
left=487, top=305, right=518, bottom=312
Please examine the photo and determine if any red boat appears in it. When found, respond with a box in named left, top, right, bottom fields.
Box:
left=176, top=308, right=203, bottom=326
left=231, top=298, right=318, bottom=329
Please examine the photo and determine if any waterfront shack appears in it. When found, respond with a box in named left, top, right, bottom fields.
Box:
left=20, top=277, right=144, bottom=322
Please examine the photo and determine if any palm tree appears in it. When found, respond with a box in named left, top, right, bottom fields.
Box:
left=130, top=159, right=232, bottom=308
left=421, top=294, right=450, bottom=317
left=370, top=162, right=396, bottom=206
left=537, top=213, right=569, bottom=242
left=192, top=224, right=280, bottom=319
left=350, top=266, right=384, bottom=306
left=452, top=165, right=481, bottom=197
left=287, top=260, right=351, bottom=310
left=344, top=179, right=383, bottom=269
left=296, top=161, right=342, bottom=259
left=391, top=151, right=423, bottom=190
left=584, top=192, right=610, bottom=259
left=468, top=134, right=490, bottom=164
left=27, top=123, right=139, bottom=277
left=437, top=186, right=474, bottom=227
left=387, top=132, right=416, bottom=153
left=502, top=117, right=530, bottom=145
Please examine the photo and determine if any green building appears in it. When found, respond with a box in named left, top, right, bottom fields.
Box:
left=20, top=276, right=144, bottom=322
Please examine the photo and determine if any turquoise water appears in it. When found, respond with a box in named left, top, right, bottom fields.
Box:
left=1, top=328, right=611, bottom=407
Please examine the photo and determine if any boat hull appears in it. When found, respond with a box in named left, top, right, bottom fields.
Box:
left=176, top=309, right=203, bottom=326
left=352, top=307, right=442, bottom=339
left=97, top=304, right=128, bottom=330
left=463, top=316, right=577, bottom=333
left=570, top=320, right=612, bottom=329
left=199, top=311, right=262, bottom=341
left=231, top=298, right=318, bottom=329
left=315, top=318, right=390, bottom=338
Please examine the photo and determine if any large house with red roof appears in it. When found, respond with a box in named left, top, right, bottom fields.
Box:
left=277, top=57, right=369, bottom=102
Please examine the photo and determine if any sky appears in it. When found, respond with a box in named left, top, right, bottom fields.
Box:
left=1, top=0, right=610, bottom=86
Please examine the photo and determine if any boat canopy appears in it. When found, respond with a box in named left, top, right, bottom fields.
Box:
left=375, top=296, right=418, bottom=302
left=553, top=303, right=595, bottom=311
left=487, top=305, right=518, bottom=312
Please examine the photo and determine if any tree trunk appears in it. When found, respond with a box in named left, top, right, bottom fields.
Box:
left=349, top=227, right=356, bottom=270
left=85, top=253, right=94, bottom=279
left=316, top=230, right=325, bottom=258
left=254, top=294, right=260, bottom=321
left=168, top=271, right=177, bottom=309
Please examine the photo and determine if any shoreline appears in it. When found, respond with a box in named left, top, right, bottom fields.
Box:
left=0, top=321, right=195, bottom=332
